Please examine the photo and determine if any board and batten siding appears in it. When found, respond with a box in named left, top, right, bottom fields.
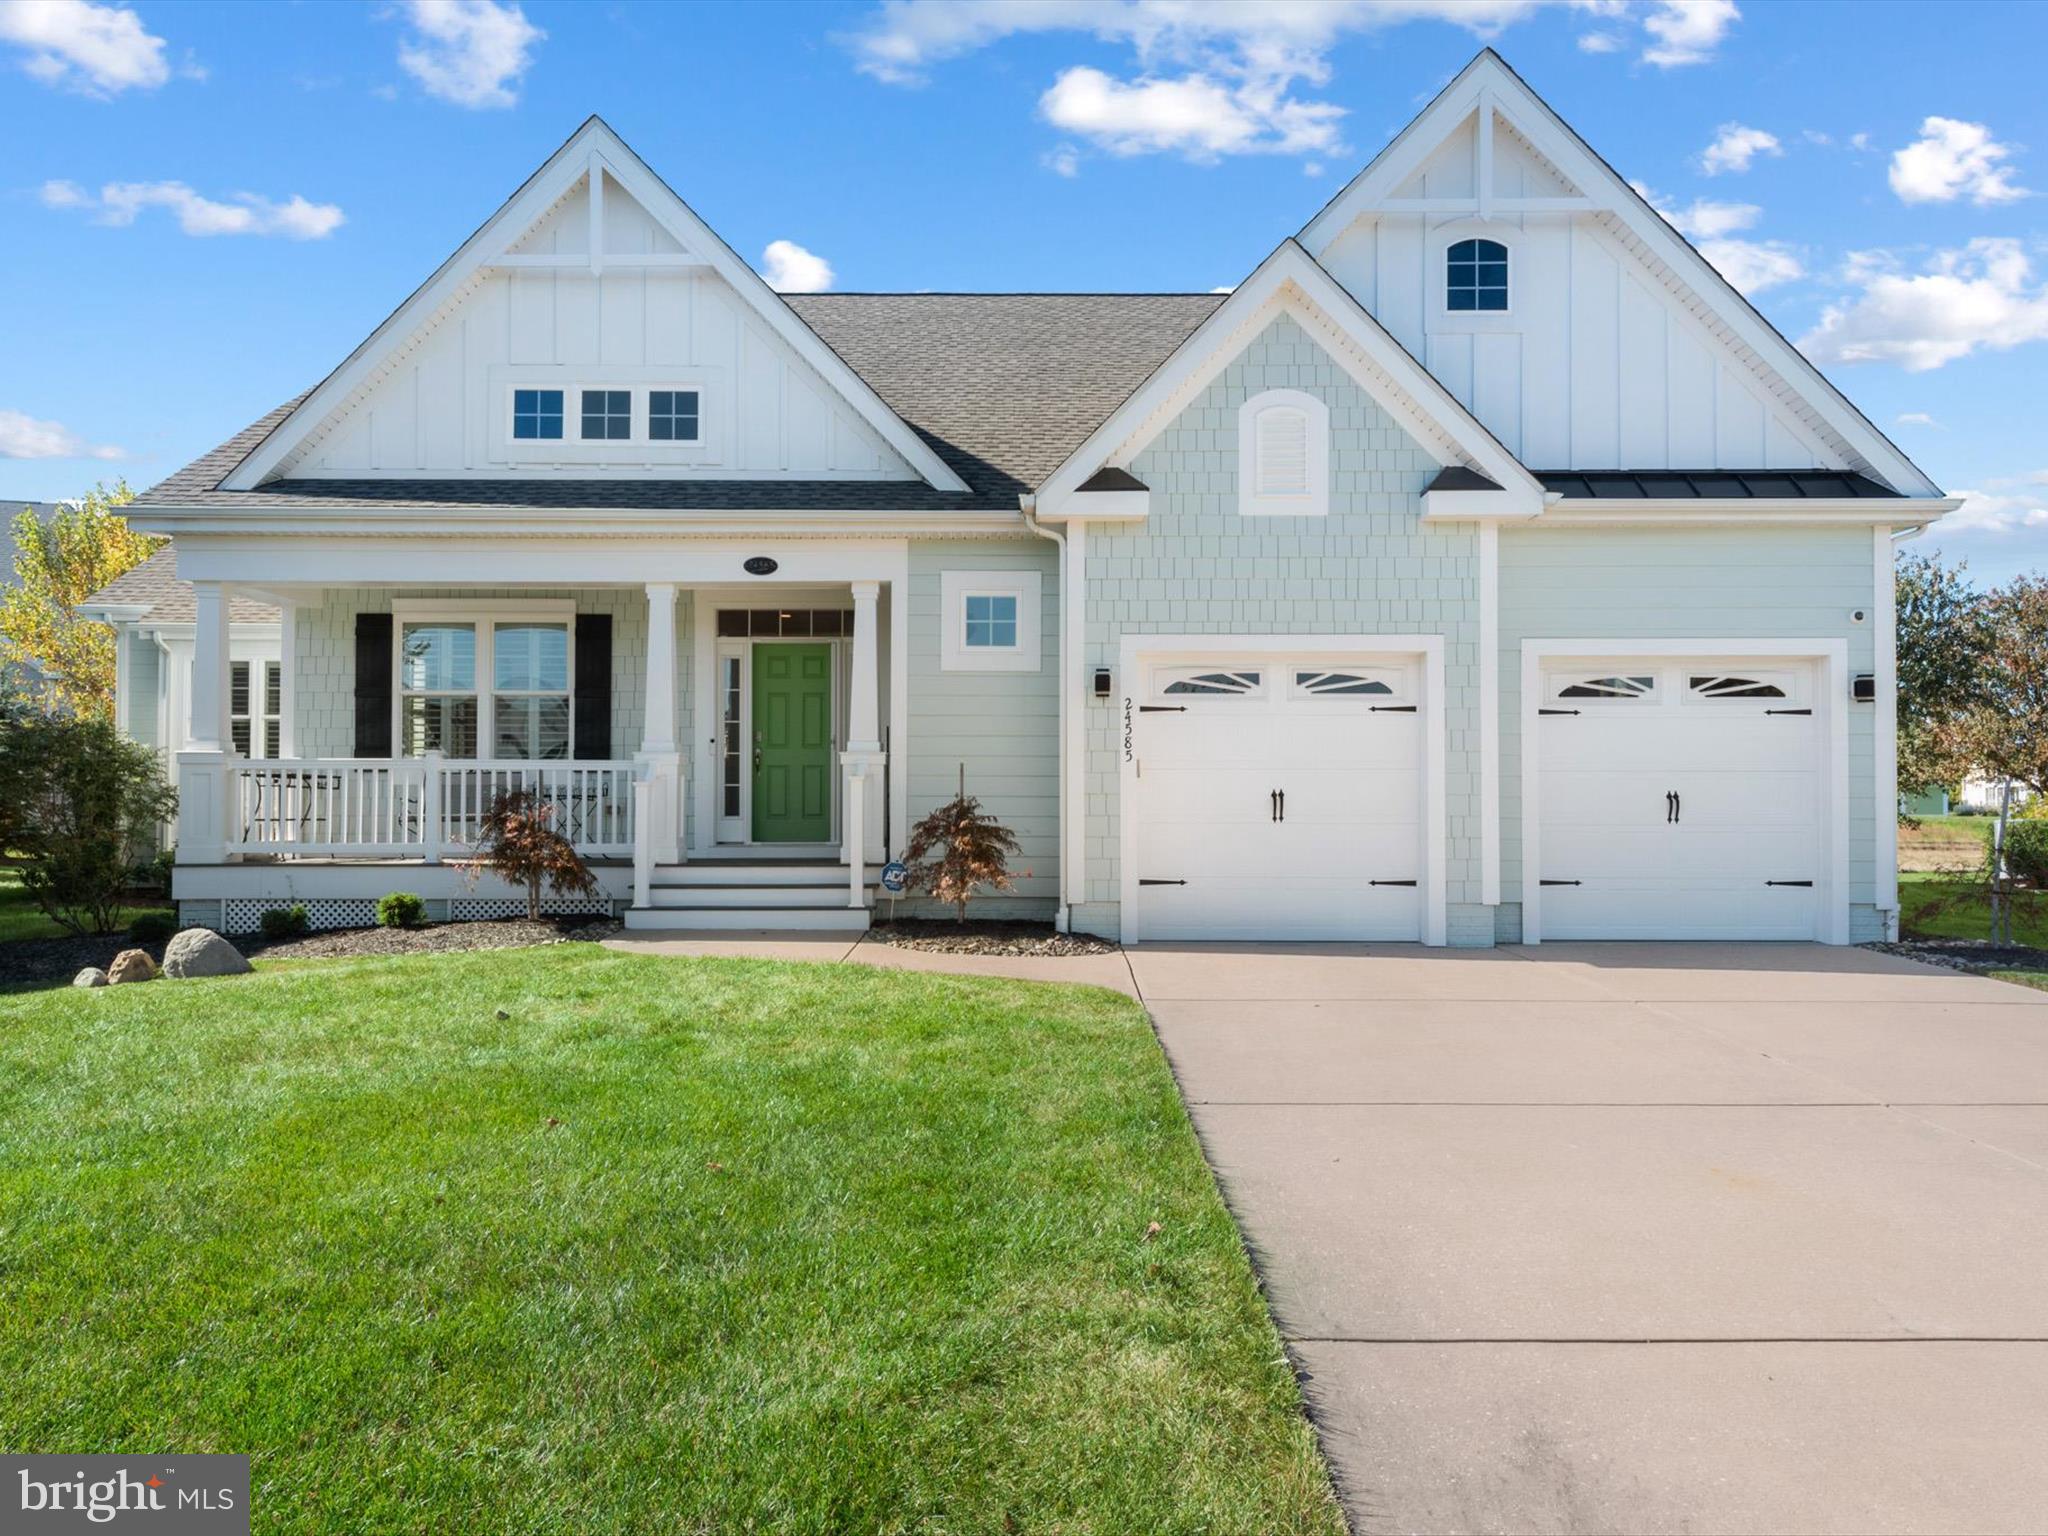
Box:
left=1498, top=525, right=1881, bottom=941
left=902, top=539, right=1060, bottom=919
left=292, top=175, right=912, bottom=483
left=1075, top=312, right=1489, bottom=943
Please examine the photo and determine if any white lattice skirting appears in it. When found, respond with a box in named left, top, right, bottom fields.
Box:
left=196, top=894, right=619, bottom=935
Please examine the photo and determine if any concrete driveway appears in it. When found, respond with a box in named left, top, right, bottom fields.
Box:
left=1135, top=943, right=2048, bottom=1536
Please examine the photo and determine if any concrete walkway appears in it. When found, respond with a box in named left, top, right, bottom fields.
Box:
left=606, top=931, right=2048, bottom=1533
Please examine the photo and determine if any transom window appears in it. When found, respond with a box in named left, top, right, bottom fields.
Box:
left=512, top=388, right=563, bottom=440
left=964, top=594, right=1018, bottom=649
left=714, top=608, right=850, bottom=638
left=649, top=389, right=700, bottom=442
left=397, top=613, right=573, bottom=760
left=231, top=661, right=281, bottom=758
left=580, top=389, right=631, bottom=441
left=1447, top=238, right=1508, bottom=312
left=1158, top=669, right=1263, bottom=697
left=1557, top=674, right=1656, bottom=701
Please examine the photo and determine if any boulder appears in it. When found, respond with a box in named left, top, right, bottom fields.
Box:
left=162, top=927, right=253, bottom=979
left=107, top=949, right=158, bottom=985
left=73, top=967, right=108, bottom=988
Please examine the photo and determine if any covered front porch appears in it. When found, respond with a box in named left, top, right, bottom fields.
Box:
left=167, top=542, right=910, bottom=932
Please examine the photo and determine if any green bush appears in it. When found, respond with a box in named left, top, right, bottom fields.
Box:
left=127, top=910, right=177, bottom=944
left=259, top=904, right=310, bottom=940
left=2002, top=821, right=2048, bottom=885
left=376, top=891, right=427, bottom=929
left=0, top=713, right=178, bottom=934
left=129, top=847, right=177, bottom=892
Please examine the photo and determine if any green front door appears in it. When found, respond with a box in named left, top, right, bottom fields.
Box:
left=752, top=643, right=834, bottom=843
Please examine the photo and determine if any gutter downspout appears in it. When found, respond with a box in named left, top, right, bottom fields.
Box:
left=1021, top=495, right=1070, bottom=933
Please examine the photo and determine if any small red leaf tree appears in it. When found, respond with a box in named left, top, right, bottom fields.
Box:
left=901, top=765, right=1026, bottom=922
left=460, top=786, right=600, bottom=921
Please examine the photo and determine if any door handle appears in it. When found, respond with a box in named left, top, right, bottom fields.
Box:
left=1673, top=791, right=1681, bottom=824
left=1277, top=789, right=1285, bottom=823
left=1270, top=790, right=1279, bottom=823
left=1665, top=791, right=1675, bottom=824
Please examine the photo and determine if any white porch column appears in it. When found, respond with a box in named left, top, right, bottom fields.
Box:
left=842, top=580, right=886, bottom=896
left=176, top=581, right=234, bottom=863
left=635, top=582, right=683, bottom=867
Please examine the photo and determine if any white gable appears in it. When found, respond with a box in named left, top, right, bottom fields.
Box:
left=1301, top=52, right=1941, bottom=495
left=226, top=122, right=965, bottom=492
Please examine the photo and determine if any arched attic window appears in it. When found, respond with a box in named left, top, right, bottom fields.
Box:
left=1238, top=388, right=1329, bottom=517
left=1446, top=238, right=1508, bottom=312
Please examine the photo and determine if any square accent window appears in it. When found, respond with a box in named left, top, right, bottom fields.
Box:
left=941, top=571, right=1040, bottom=673
left=512, top=388, right=563, bottom=440
left=581, top=389, right=631, bottom=441
left=964, top=594, right=1018, bottom=649
left=649, top=389, right=700, bottom=442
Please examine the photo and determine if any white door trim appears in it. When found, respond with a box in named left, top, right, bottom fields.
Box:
left=1519, top=638, right=1851, bottom=945
left=1117, top=632, right=1448, bottom=946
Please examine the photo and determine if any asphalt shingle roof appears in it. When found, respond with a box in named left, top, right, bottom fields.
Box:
left=87, top=547, right=280, bottom=625
left=130, top=293, right=1226, bottom=515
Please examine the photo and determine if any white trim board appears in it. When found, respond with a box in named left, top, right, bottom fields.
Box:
left=1115, top=633, right=1448, bottom=947
left=1516, top=637, right=1852, bottom=946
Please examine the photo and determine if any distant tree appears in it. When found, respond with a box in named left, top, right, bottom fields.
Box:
left=1895, top=550, right=1992, bottom=798
left=460, top=787, right=599, bottom=921
left=1950, top=575, right=2048, bottom=943
left=902, top=766, right=1025, bottom=922
left=0, top=483, right=159, bottom=719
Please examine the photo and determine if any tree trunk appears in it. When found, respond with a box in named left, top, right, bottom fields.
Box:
left=1992, top=780, right=2015, bottom=946
left=528, top=870, right=543, bottom=923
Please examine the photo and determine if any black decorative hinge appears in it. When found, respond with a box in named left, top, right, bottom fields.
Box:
left=1139, top=705, right=1186, bottom=713
left=1765, top=708, right=1813, bottom=716
left=1765, top=879, right=1814, bottom=887
left=1539, top=708, right=1581, bottom=716
left=1371, top=704, right=1419, bottom=713
left=1138, top=878, right=1187, bottom=887
left=1369, top=879, right=1418, bottom=887
left=1540, top=879, right=1582, bottom=886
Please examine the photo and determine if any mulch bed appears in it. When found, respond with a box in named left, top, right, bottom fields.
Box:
left=1, top=916, right=622, bottom=990
left=1865, top=939, right=2048, bottom=977
left=866, top=918, right=1118, bottom=957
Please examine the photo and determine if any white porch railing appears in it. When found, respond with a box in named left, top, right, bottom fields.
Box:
left=227, top=756, right=636, bottom=859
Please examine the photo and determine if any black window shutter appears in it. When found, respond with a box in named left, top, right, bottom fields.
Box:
left=354, top=613, right=393, bottom=757
left=574, top=613, right=612, bottom=760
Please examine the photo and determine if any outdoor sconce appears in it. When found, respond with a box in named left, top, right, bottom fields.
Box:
left=1094, top=668, right=1113, bottom=697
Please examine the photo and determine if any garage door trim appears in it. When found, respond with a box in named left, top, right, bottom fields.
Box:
left=1118, top=633, right=1447, bottom=946
left=1518, top=638, right=1851, bottom=945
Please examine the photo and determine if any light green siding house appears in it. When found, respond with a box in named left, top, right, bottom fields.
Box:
left=90, top=52, right=1953, bottom=945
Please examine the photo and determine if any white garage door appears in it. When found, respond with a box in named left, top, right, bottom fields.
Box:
left=1535, top=659, right=1824, bottom=940
left=1132, top=655, right=1424, bottom=941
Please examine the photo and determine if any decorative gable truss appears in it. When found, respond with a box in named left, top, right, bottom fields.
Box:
left=1298, top=50, right=1943, bottom=499
left=1033, top=239, right=1547, bottom=522
left=221, top=119, right=968, bottom=493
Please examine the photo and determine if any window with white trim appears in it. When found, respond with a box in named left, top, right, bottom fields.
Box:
left=400, top=622, right=480, bottom=758
left=1446, top=238, right=1508, bottom=312
left=1238, top=388, right=1329, bottom=517
left=395, top=604, right=575, bottom=760
left=230, top=661, right=281, bottom=758
left=512, top=388, right=563, bottom=440
left=940, top=570, right=1041, bottom=673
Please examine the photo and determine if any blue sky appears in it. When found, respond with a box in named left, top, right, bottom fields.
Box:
left=2, top=0, right=2045, bottom=580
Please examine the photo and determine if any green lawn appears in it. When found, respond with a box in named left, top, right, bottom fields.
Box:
left=0, top=867, right=171, bottom=943
left=1898, top=871, right=2048, bottom=948
left=0, top=946, right=1343, bottom=1535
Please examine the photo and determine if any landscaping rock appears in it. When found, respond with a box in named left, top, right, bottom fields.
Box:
left=72, top=967, right=108, bottom=988
left=107, top=949, right=158, bottom=984
left=162, top=928, right=253, bottom=979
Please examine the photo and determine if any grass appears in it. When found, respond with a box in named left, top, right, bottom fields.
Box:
left=0, top=867, right=171, bottom=943
left=1897, top=871, right=2048, bottom=949
left=0, top=946, right=1343, bottom=1535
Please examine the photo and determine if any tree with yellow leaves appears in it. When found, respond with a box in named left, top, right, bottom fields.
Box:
left=0, top=483, right=159, bottom=719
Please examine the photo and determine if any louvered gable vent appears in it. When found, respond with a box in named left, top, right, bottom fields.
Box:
left=1255, top=407, right=1311, bottom=498
left=1239, top=388, right=1329, bottom=517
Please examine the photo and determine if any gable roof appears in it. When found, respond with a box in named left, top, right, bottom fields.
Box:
left=217, top=116, right=968, bottom=496
left=1298, top=49, right=1941, bottom=498
left=1032, top=239, right=1548, bottom=516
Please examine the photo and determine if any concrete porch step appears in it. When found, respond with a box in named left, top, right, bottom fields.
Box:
left=652, top=861, right=885, bottom=888
left=645, top=882, right=875, bottom=909
left=622, top=904, right=871, bottom=932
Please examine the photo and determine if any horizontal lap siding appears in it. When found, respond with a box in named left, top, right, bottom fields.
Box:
left=126, top=632, right=160, bottom=751
left=1499, top=525, right=1879, bottom=932
left=905, top=539, right=1060, bottom=917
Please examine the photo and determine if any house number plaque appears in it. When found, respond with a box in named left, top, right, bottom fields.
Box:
left=743, top=556, right=779, bottom=576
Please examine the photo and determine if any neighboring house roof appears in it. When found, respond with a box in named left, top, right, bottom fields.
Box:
left=1538, top=470, right=1902, bottom=499
left=84, top=547, right=280, bottom=625
left=130, top=294, right=1224, bottom=515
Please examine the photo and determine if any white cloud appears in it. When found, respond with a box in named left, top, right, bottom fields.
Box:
left=1848, top=131, right=1871, bottom=152
left=1040, top=64, right=1342, bottom=160
left=1943, top=484, right=2048, bottom=536
left=1895, top=412, right=1941, bottom=428
left=1889, top=116, right=2027, bottom=207
left=1633, top=184, right=1761, bottom=238
left=1641, top=0, right=1739, bottom=67
left=1699, top=122, right=1780, bottom=175
left=42, top=178, right=345, bottom=239
left=1800, top=238, right=2048, bottom=372
left=395, top=0, right=542, bottom=110
left=1041, top=143, right=1080, bottom=177
left=761, top=239, right=834, bottom=293
left=1577, top=30, right=1624, bottom=53
left=0, top=409, right=122, bottom=460
left=1633, top=183, right=1800, bottom=293
left=1209, top=284, right=1235, bottom=294
left=0, top=0, right=169, bottom=94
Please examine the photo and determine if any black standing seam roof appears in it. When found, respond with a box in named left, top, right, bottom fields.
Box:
left=1536, top=470, right=1904, bottom=500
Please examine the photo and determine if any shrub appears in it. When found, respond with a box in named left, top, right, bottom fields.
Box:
left=128, top=910, right=177, bottom=944
left=458, top=788, right=598, bottom=921
left=129, top=847, right=176, bottom=893
left=0, top=712, right=177, bottom=934
left=259, top=904, right=311, bottom=940
left=377, top=892, right=427, bottom=929
left=2002, top=821, right=2048, bottom=886
left=901, top=765, right=1025, bottom=922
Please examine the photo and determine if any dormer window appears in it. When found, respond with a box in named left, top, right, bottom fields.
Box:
left=1446, top=238, right=1508, bottom=312
left=580, top=389, right=631, bottom=441
left=512, top=388, right=563, bottom=440
left=1238, top=388, right=1330, bottom=517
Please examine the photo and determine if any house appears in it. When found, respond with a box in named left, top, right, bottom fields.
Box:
left=93, top=50, right=1956, bottom=944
